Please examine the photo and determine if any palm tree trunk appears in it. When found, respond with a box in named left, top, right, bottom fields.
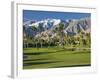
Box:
left=41, top=42, right=42, bottom=48
left=36, top=42, right=37, bottom=48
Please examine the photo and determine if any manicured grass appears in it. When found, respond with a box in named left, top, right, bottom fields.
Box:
left=23, top=47, right=91, bottom=69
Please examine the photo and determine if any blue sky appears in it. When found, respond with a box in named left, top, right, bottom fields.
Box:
left=23, top=10, right=91, bottom=22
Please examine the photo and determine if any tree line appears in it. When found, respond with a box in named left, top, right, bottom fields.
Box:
left=23, top=23, right=91, bottom=49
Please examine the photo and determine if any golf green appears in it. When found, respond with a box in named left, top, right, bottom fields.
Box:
left=23, top=47, right=91, bottom=69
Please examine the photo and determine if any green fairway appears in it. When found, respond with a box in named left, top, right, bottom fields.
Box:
left=23, top=47, right=91, bottom=69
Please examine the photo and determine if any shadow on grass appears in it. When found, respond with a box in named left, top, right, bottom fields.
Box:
left=24, top=49, right=66, bottom=55
left=23, top=61, right=60, bottom=66
left=24, top=58, right=50, bottom=61
left=24, top=52, right=52, bottom=55
left=24, top=49, right=90, bottom=56
left=72, top=51, right=90, bottom=54
left=49, top=64, right=91, bottom=68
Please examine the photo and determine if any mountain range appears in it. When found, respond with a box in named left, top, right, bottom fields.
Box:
left=23, top=17, right=91, bottom=38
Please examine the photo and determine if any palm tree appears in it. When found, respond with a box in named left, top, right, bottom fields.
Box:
left=81, top=32, right=87, bottom=46
left=58, top=23, right=65, bottom=48
left=31, top=25, right=42, bottom=48
left=23, top=32, right=28, bottom=48
left=86, top=32, right=91, bottom=47
left=39, top=33, right=45, bottom=48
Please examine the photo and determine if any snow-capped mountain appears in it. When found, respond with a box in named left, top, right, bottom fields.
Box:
left=23, top=17, right=91, bottom=37
left=28, top=19, right=61, bottom=29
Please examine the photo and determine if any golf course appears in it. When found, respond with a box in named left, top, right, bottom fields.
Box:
left=23, top=47, right=91, bottom=69
left=23, top=10, right=91, bottom=69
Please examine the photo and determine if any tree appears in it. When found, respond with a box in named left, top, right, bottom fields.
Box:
left=23, top=32, right=28, bottom=48
left=58, top=23, right=65, bottom=48
left=86, top=32, right=91, bottom=47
